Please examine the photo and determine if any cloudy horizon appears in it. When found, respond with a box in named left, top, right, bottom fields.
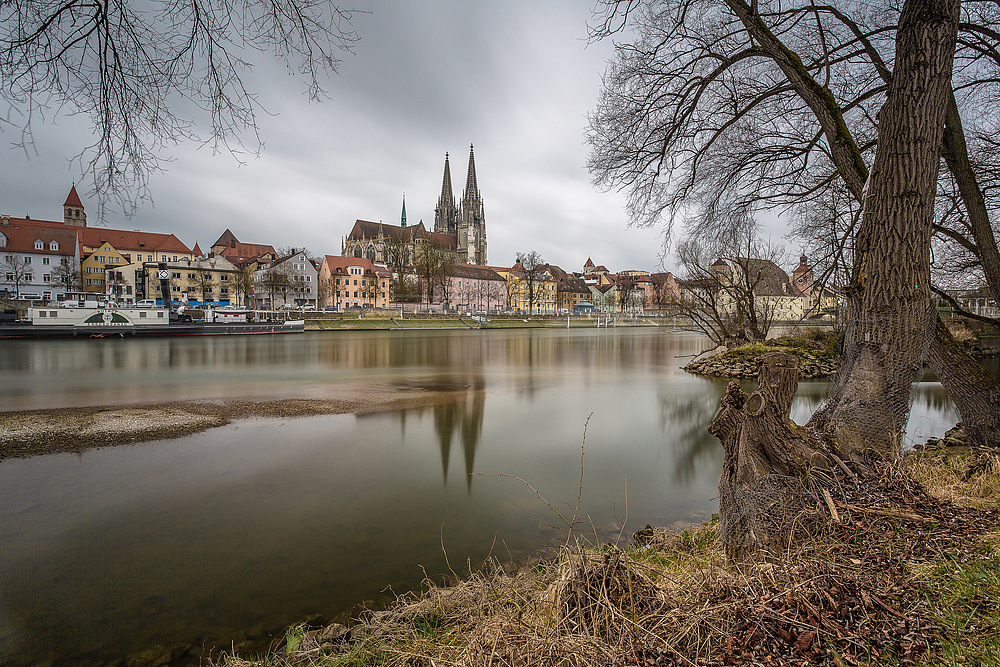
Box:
left=1, top=1, right=681, bottom=274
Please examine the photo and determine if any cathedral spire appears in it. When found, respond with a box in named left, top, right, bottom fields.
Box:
left=434, top=152, right=458, bottom=235
left=439, top=153, right=454, bottom=204
left=463, top=144, right=479, bottom=200
left=401, top=193, right=407, bottom=229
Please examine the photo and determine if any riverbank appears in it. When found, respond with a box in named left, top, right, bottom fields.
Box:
left=219, top=443, right=1000, bottom=667
left=683, top=330, right=840, bottom=378
left=0, top=391, right=475, bottom=461
left=304, top=314, right=661, bottom=331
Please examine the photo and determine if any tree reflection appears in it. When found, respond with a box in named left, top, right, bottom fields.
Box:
left=657, top=382, right=725, bottom=484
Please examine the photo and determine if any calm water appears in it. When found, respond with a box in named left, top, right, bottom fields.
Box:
left=0, top=328, right=960, bottom=666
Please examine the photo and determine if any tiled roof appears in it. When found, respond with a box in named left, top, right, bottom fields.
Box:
left=218, top=242, right=276, bottom=261
left=450, top=263, right=505, bottom=281
left=80, top=226, right=192, bottom=254
left=321, top=254, right=389, bottom=275
left=558, top=276, right=590, bottom=293
left=0, top=218, right=78, bottom=255
left=346, top=219, right=458, bottom=250
left=63, top=185, right=84, bottom=208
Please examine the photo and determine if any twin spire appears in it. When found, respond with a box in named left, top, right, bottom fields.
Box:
left=463, top=144, right=479, bottom=202
left=431, top=144, right=486, bottom=264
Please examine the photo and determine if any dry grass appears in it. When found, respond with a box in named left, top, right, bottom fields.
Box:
left=217, top=455, right=1000, bottom=667
left=905, top=447, right=1000, bottom=510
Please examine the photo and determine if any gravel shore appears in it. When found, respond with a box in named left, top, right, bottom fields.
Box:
left=0, top=392, right=462, bottom=461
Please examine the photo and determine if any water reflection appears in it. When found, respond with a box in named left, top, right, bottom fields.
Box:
left=657, top=382, right=727, bottom=484
left=0, top=329, right=969, bottom=667
left=374, top=384, right=487, bottom=490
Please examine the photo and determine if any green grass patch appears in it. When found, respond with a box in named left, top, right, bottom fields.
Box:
left=917, top=544, right=1000, bottom=665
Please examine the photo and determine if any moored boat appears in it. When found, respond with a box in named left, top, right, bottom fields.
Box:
left=0, top=305, right=305, bottom=338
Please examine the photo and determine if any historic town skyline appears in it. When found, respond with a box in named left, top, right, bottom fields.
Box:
left=0, top=1, right=673, bottom=274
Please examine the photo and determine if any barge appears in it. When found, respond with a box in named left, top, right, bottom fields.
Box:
left=1, top=262, right=305, bottom=338
left=0, top=305, right=304, bottom=338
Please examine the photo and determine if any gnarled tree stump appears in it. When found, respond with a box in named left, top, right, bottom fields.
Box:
left=709, top=352, right=832, bottom=560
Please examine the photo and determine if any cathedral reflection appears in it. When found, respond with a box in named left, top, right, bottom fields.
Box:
left=385, top=374, right=487, bottom=490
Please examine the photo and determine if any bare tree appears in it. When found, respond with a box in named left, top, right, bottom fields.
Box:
left=3, top=255, right=34, bottom=297
left=414, top=241, right=452, bottom=307
left=649, top=273, right=678, bottom=315
left=588, top=0, right=1000, bottom=456
left=258, top=262, right=293, bottom=308
left=381, top=233, right=412, bottom=299
left=669, top=226, right=788, bottom=344
left=591, top=0, right=969, bottom=558
left=230, top=265, right=254, bottom=307
left=1, top=1, right=360, bottom=214
left=515, top=251, right=548, bottom=314
left=615, top=273, right=642, bottom=314
left=51, top=258, right=81, bottom=293
left=195, top=272, right=215, bottom=305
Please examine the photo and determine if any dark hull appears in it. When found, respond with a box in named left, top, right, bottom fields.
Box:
left=0, top=321, right=305, bottom=339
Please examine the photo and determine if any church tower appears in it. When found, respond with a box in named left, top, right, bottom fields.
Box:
left=457, top=144, right=487, bottom=265
left=401, top=194, right=407, bottom=229
left=434, top=153, right=458, bottom=236
left=63, top=184, right=87, bottom=227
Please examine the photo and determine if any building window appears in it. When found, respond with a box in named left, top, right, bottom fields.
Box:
left=139, top=311, right=147, bottom=318
left=187, top=273, right=196, bottom=279
left=42, top=257, right=50, bottom=265
left=220, top=275, right=229, bottom=282
left=43, top=274, right=50, bottom=282
left=34, top=240, right=43, bottom=250
left=172, top=272, right=181, bottom=279
left=161, top=255, right=167, bottom=262
left=24, top=257, right=31, bottom=264
left=5, top=273, right=13, bottom=281
left=172, top=256, right=178, bottom=261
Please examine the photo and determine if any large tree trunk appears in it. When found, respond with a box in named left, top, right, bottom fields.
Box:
left=712, top=0, right=962, bottom=561
left=807, top=0, right=960, bottom=461
left=926, top=316, right=1000, bottom=449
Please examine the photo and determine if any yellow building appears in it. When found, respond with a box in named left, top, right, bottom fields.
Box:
left=140, top=256, right=239, bottom=306
left=493, top=265, right=557, bottom=314
left=81, top=242, right=135, bottom=300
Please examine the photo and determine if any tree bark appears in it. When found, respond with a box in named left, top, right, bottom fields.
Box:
left=808, top=0, right=961, bottom=461
left=925, top=316, right=1000, bottom=449
left=710, top=353, right=831, bottom=560
left=942, top=92, right=1000, bottom=305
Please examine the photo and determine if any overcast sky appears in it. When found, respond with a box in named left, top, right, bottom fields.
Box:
left=1, top=0, right=677, bottom=273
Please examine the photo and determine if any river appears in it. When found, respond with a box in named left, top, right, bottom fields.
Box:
left=0, top=328, right=961, bottom=665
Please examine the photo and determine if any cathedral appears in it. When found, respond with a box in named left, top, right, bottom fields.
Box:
left=433, top=144, right=488, bottom=265
left=342, top=145, right=488, bottom=266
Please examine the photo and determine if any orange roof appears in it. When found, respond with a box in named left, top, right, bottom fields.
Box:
left=63, top=185, right=84, bottom=208
left=321, top=255, right=388, bottom=275
left=0, top=218, right=78, bottom=255
left=79, top=226, right=191, bottom=254
left=218, top=242, right=277, bottom=261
